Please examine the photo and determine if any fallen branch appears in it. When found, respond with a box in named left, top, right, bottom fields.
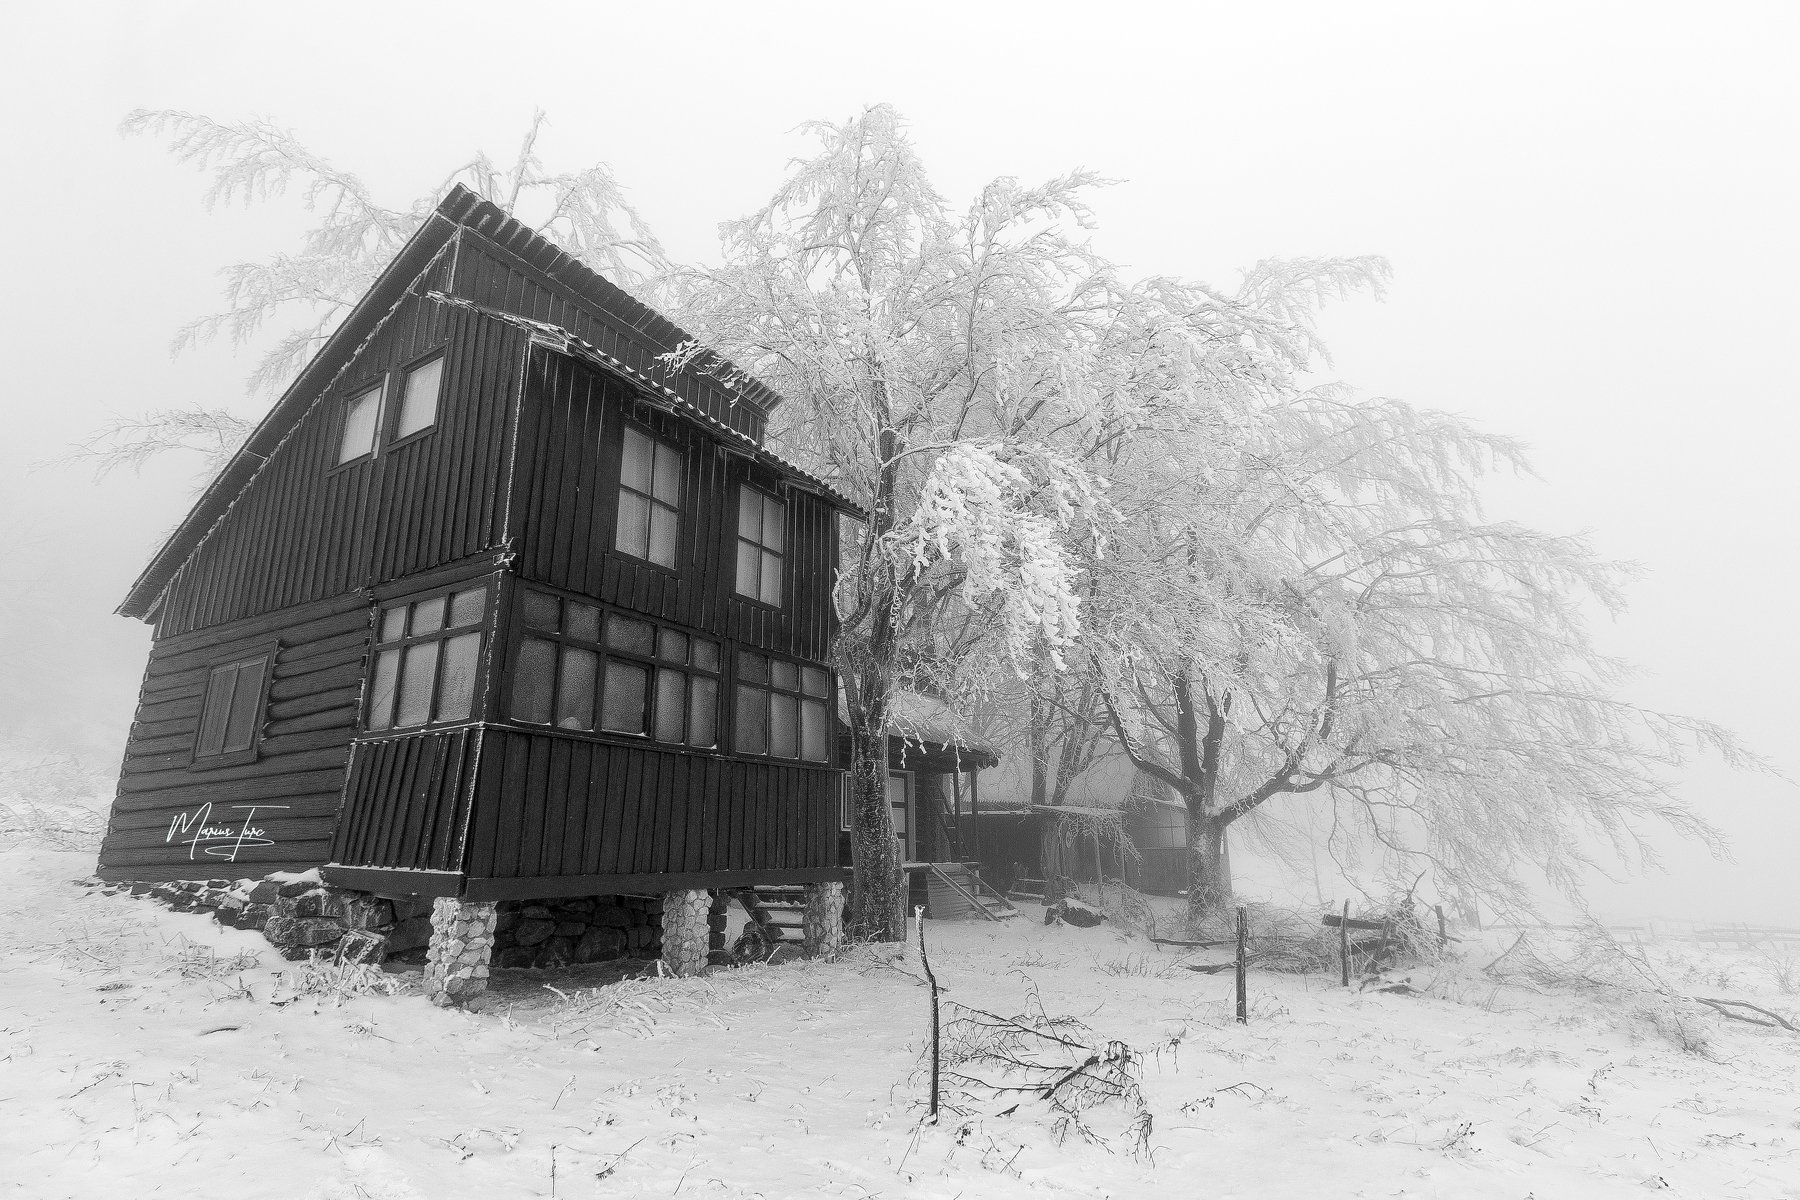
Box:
left=1692, top=997, right=1799, bottom=1032
left=1149, top=936, right=1233, bottom=949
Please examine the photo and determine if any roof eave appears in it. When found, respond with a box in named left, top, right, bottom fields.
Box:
left=116, top=211, right=466, bottom=621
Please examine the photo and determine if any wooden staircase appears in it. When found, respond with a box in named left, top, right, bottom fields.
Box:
left=922, top=863, right=1021, bottom=922
left=729, top=885, right=808, bottom=955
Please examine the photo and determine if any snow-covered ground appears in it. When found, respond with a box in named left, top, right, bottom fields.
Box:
left=5, top=843, right=1800, bottom=1199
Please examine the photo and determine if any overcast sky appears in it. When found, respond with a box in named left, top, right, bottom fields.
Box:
left=3, top=1, right=1794, bottom=923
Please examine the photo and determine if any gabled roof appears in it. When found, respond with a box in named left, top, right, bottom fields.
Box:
left=120, top=184, right=851, bottom=620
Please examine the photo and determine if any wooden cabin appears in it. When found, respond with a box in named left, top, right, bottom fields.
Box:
left=98, top=186, right=861, bottom=975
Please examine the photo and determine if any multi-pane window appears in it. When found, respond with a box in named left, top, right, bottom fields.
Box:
left=194, top=652, right=272, bottom=761
left=393, top=355, right=443, bottom=441
left=337, top=384, right=383, bottom=464
left=733, top=651, right=830, bottom=761
left=365, top=585, right=488, bottom=731
left=616, top=426, right=682, bottom=569
left=510, top=588, right=720, bottom=748
left=735, top=487, right=785, bottom=605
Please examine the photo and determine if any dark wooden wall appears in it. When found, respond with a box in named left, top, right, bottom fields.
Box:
left=153, top=273, right=525, bottom=639
left=511, top=347, right=839, bottom=661
left=454, top=230, right=767, bottom=445
left=98, top=593, right=371, bottom=881
left=463, top=729, right=838, bottom=880
left=330, top=728, right=479, bottom=874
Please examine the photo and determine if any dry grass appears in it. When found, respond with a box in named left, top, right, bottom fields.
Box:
left=274, top=953, right=413, bottom=1004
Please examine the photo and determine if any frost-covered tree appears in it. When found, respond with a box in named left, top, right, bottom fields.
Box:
left=1081, top=372, right=1753, bottom=921
left=664, top=107, right=1129, bottom=940
left=74, top=110, right=664, bottom=480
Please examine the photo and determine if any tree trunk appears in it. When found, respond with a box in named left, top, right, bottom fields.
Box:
left=847, top=702, right=906, bottom=942
left=1185, top=811, right=1231, bottom=924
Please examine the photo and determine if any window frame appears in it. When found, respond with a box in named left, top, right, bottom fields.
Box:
left=386, top=348, right=448, bottom=451
left=612, top=421, right=685, bottom=573
left=503, top=586, right=724, bottom=752
left=190, top=643, right=277, bottom=769
left=731, top=647, right=834, bottom=764
left=361, top=582, right=491, bottom=736
left=733, top=483, right=786, bottom=608
left=332, top=377, right=388, bottom=470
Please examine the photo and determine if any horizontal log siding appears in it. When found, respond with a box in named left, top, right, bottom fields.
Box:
left=330, top=728, right=480, bottom=873
left=512, top=349, right=839, bottom=662
left=466, top=730, right=837, bottom=880
left=152, top=277, right=524, bottom=639
left=458, top=236, right=765, bottom=443
left=97, top=593, right=373, bottom=879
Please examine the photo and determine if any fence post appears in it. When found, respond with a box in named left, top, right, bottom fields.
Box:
left=1235, top=905, right=1248, bottom=1024
left=1340, top=899, right=1351, bottom=987
left=916, top=906, right=939, bottom=1122
left=1435, top=904, right=1447, bottom=952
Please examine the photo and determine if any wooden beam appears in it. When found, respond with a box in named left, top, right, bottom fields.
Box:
left=462, top=866, right=852, bottom=902
left=319, top=864, right=466, bottom=897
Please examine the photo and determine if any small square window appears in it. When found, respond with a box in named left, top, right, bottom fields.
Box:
left=194, top=652, right=272, bottom=761
left=337, top=386, right=382, bottom=464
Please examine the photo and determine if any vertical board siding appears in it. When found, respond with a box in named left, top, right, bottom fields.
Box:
left=153, top=280, right=525, bottom=639
left=466, top=730, right=836, bottom=879
left=510, top=346, right=839, bottom=662
left=458, top=237, right=767, bottom=445
left=331, top=728, right=478, bottom=873
left=96, top=593, right=372, bottom=881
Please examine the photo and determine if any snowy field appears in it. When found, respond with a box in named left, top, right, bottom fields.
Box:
left=5, top=844, right=1800, bottom=1199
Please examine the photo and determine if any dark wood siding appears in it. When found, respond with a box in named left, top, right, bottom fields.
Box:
left=465, top=730, right=837, bottom=880
left=510, top=348, right=839, bottom=662
left=152, top=276, right=525, bottom=639
left=330, top=728, right=481, bottom=873
left=97, top=593, right=372, bottom=881
left=456, top=235, right=766, bottom=444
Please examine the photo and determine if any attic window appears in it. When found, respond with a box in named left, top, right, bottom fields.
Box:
left=337, top=385, right=383, bottom=464
left=393, top=355, right=443, bottom=441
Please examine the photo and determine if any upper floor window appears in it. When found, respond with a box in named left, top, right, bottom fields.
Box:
left=735, top=486, right=785, bottom=606
left=337, top=384, right=383, bottom=464
left=510, top=588, right=720, bottom=748
left=616, top=426, right=682, bottom=569
left=195, top=650, right=273, bottom=763
left=365, top=584, right=488, bottom=732
left=733, top=651, right=830, bottom=761
left=393, top=355, right=444, bottom=441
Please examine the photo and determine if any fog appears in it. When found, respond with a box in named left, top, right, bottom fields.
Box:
left=3, top=1, right=1794, bottom=924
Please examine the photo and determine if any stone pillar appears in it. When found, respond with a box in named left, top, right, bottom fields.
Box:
left=423, top=897, right=497, bottom=1009
left=803, top=881, right=846, bottom=959
left=659, top=888, right=710, bottom=977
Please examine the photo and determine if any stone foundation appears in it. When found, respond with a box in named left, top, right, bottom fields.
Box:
left=660, top=889, right=711, bottom=976
left=423, top=898, right=498, bottom=1008
left=107, top=872, right=435, bottom=964
left=489, top=894, right=663, bottom=969
left=803, top=881, right=845, bottom=959
left=107, top=874, right=841, bottom=980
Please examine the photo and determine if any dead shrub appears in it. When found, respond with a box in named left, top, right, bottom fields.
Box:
left=935, top=987, right=1153, bottom=1155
